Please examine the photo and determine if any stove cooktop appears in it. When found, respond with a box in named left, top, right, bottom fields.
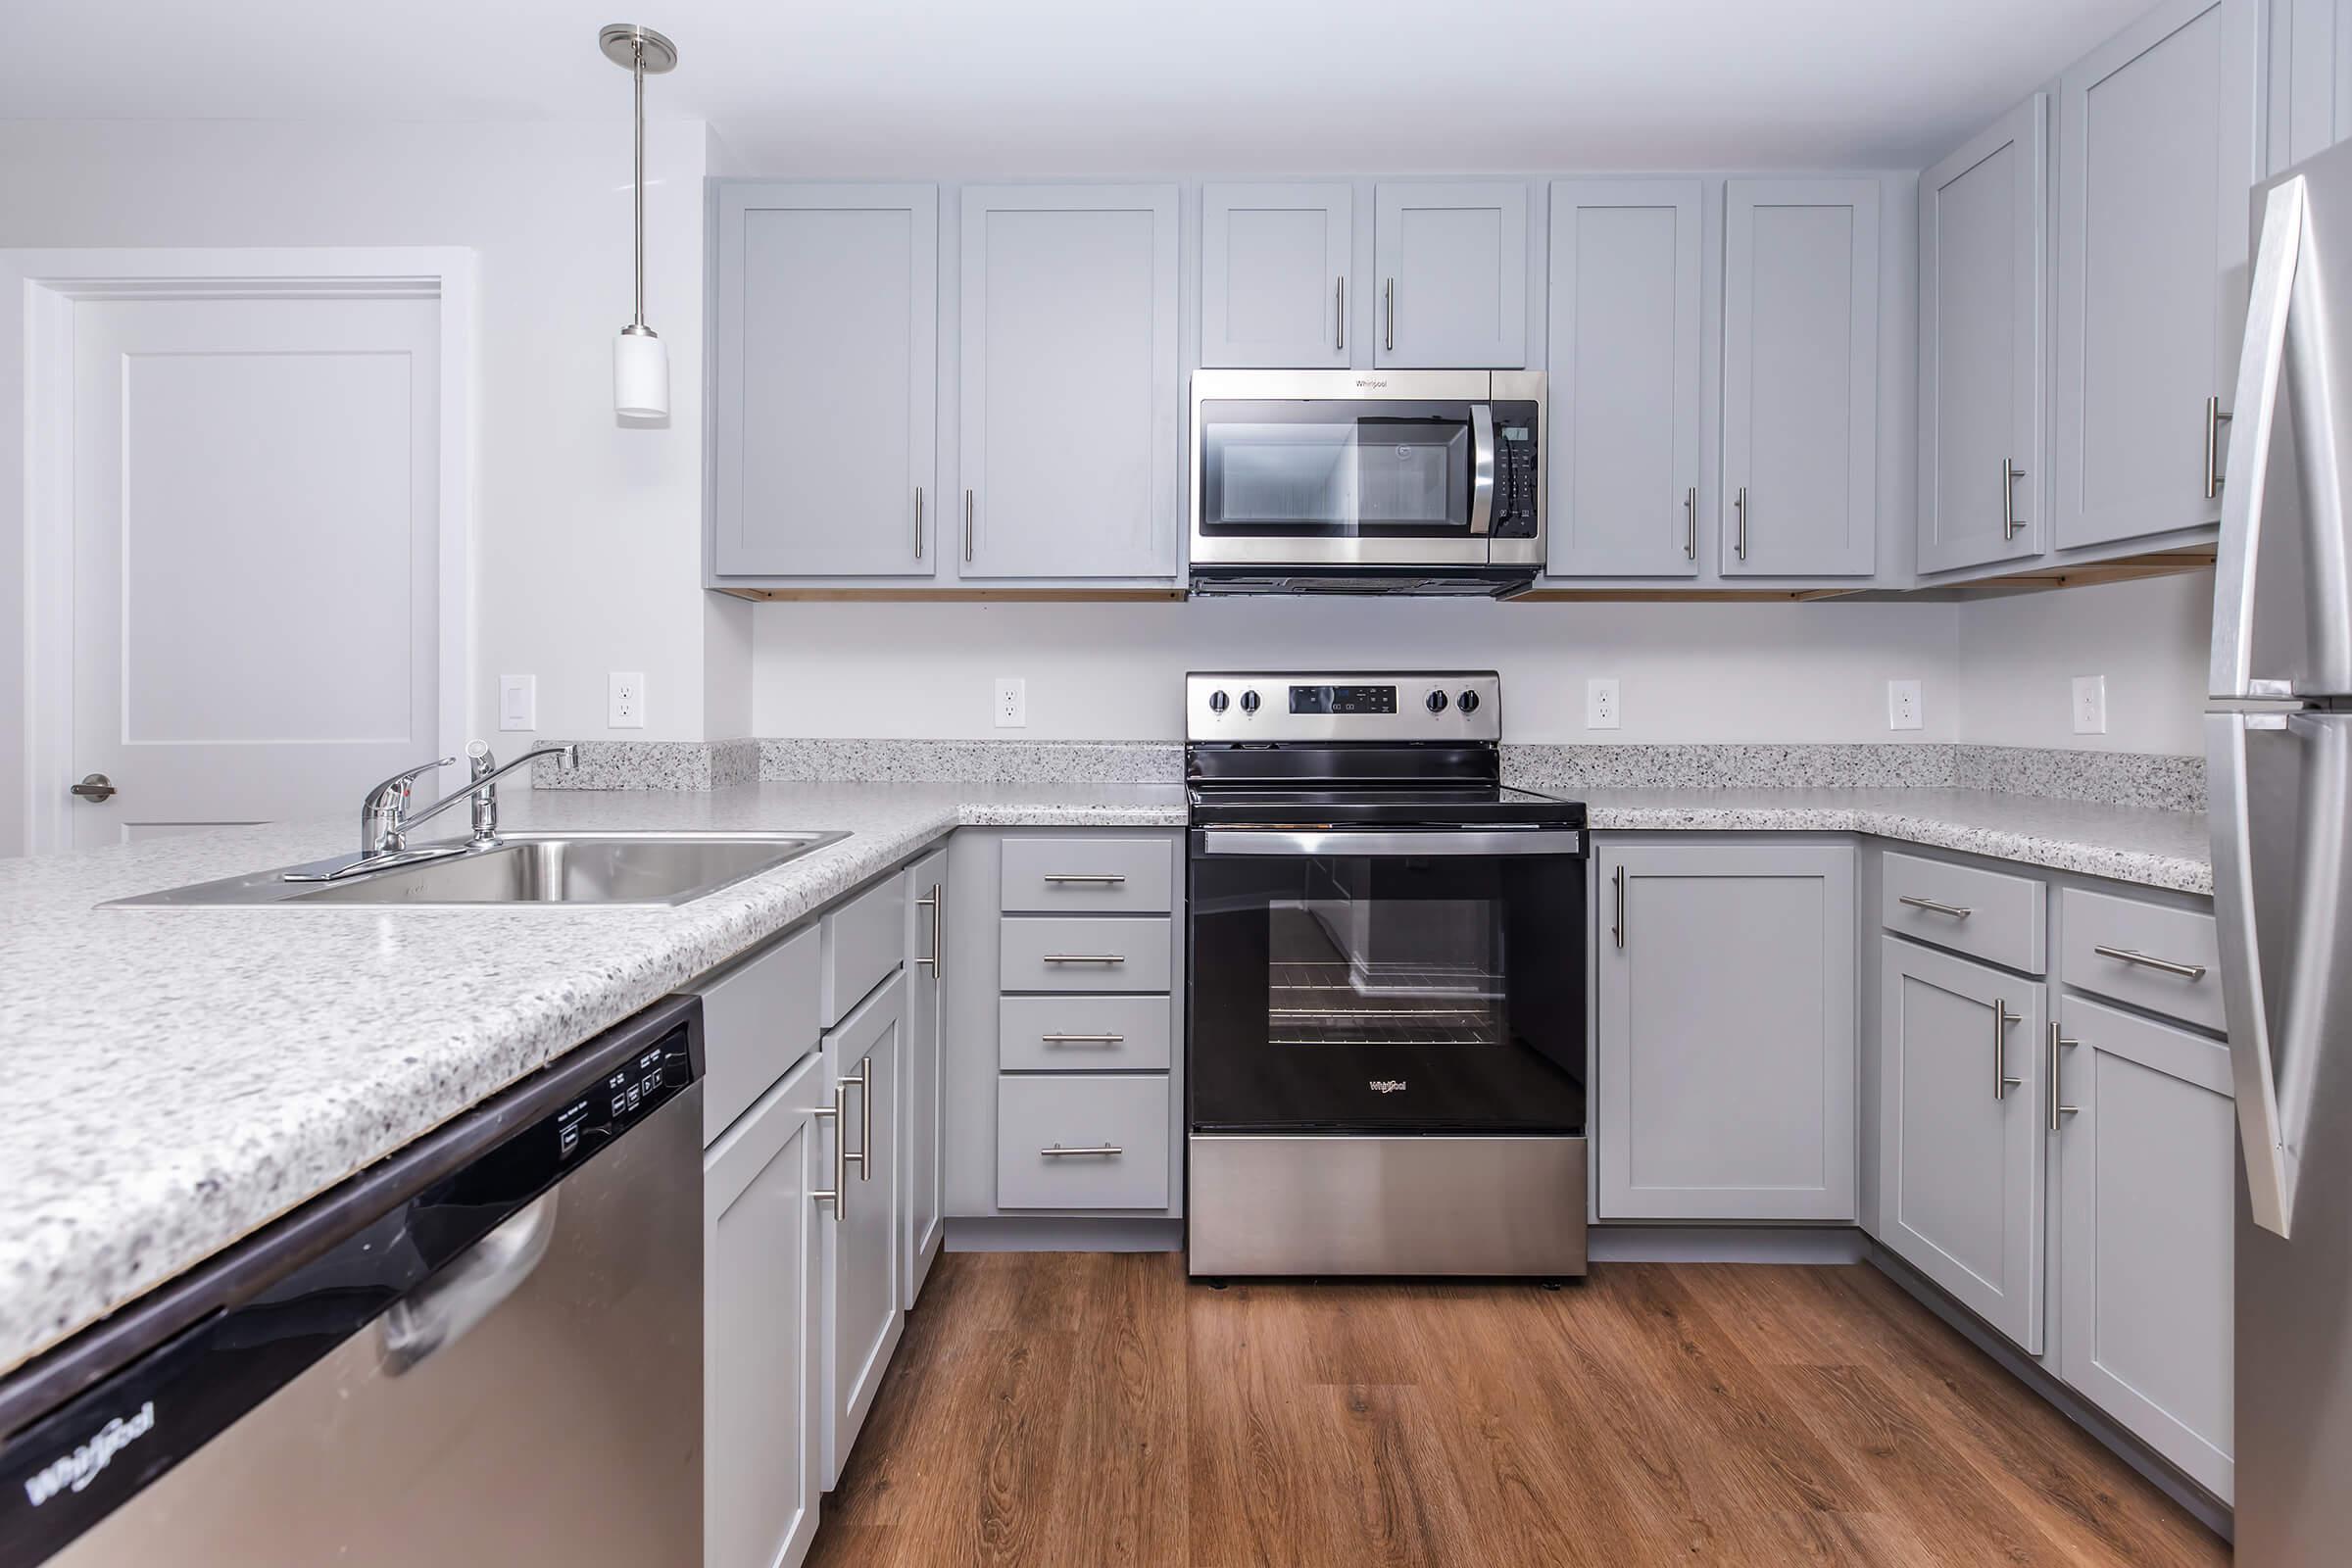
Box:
left=1186, top=783, right=1583, bottom=829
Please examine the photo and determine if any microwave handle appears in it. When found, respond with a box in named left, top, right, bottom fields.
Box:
left=1469, top=403, right=1494, bottom=537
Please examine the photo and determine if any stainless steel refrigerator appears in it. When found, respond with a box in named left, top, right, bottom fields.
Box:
left=2210, top=133, right=2352, bottom=1565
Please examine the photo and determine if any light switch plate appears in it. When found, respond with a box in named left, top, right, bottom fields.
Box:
left=1587, top=677, right=1620, bottom=730
left=498, top=674, right=537, bottom=732
left=608, top=671, right=646, bottom=730
left=994, top=676, right=1026, bottom=729
left=2073, top=674, right=2108, bottom=734
left=1886, top=679, right=1923, bottom=731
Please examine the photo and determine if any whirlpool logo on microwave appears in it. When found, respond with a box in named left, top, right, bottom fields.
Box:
left=1368, top=1079, right=1408, bottom=1095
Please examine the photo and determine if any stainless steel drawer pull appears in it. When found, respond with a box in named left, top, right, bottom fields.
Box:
left=1041, top=954, right=1125, bottom=964
left=1992, top=999, right=2021, bottom=1100
left=2205, top=396, right=2231, bottom=500
left=1684, top=486, right=1697, bottom=560
left=1384, top=276, right=1395, bottom=352
left=2092, top=944, right=2207, bottom=981
left=1336, top=275, right=1346, bottom=352
left=964, top=489, right=975, bottom=563
left=2000, top=458, right=2028, bottom=539
left=1734, top=486, right=1748, bottom=561
left=1042, top=873, right=1127, bottom=885
left=1040, top=1144, right=1122, bottom=1158
left=1040, top=1033, right=1125, bottom=1045
left=1897, top=894, right=1973, bottom=919
left=914, top=485, right=924, bottom=560
left=2048, top=1022, right=2081, bottom=1133
left=811, top=1089, right=848, bottom=1217
left=915, top=883, right=940, bottom=975
left=1611, top=864, right=1626, bottom=950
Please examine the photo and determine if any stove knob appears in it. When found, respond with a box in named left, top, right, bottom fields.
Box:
left=1457, top=689, right=1481, bottom=714
left=1240, top=689, right=1261, bottom=714
left=1207, top=690, right=1230, bottom=714
left=1425, top=689, right=1449, bottom=714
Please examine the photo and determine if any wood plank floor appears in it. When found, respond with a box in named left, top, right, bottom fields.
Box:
left=806, top=1252, right=2228, bottom=1568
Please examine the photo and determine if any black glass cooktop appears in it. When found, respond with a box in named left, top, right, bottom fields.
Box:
left=1187, top=782, right=1583, bottom=828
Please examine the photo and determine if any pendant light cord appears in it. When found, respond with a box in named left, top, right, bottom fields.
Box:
left=632, top=36, right=646, bottom=330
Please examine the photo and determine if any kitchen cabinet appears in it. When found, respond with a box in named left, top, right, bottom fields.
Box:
left=2053, top=0, right=2261, bottom=550
left=704, top=1050, right=826, bottom=1568
left=710, top=182, right=939, bottom=578
left=957, top=184, right=1180, bottom=579
left=821, top=970, right=905, bottom=1488
left=1593, top=841, right=1856, bottom=1221
left=1720, top=178, right=1881, bottom=576
left=1917, top=97, right=2047, bottom=574
left=1877, top=936, right=2048, bottom=1352
left=1373, top=180, right=1529, bottom=368
left=2053, top=995, right=2235, bottom=1501
left=2270, top=0, right=2352, bottom=172
left=903, top=849, right=947, bottom=1307
left=1200, top=181, right=1352, bottom=368
left=1544, top=180, right=1705, bottom=577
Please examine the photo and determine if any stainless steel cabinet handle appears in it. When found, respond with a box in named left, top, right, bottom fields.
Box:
left=811, top=1090, right=847, bottom=1216
left=915, top=883, right=940, bottom=974
left=840, top=1060, right=871, bottom=1180
left=1734, top=486, right=1748, bottom=561
left=1040, top=1033, right=1125, bottom=1045
left=1384, top=276, right=1395, bottom=351
left=2205, top=396, right=2232, bottom=499
left=1040, top=1144, right=1122, bottom=1158
left=964, top=489, right=975, bottom=563
left=1042, top=954, right=1125, bottom=964
left=1684, top=487, right=1697, bottom=560
left=2092, top=944, right=2207, bottom=981
left=1897, top=894, right=1973, bottom=919
left=2048, top=1022, right=2081, bottom=1132
left=1336, top=275, right=1346, bottom=352
left=2000, top=458, right=2027, bottom=540
left=1611, top=864, right=1626, bottom=950
left=1992, top=999, right=2022, bottom=1100
left=914, top=486, right=924, bottom=561
left=1043, top=873, right=1126, bottom=885
left=70, top=772, right=117, bottom=802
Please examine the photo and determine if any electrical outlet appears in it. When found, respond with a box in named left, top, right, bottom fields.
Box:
left=1587, top=677, right=1620, bottom=730
left=994, top=676, right=1026, bottom=729
left=498, top=674, right=537, bottom=732
left=1886, top=679, right=1923, bottom=731
left=608, top=671, right=646, bottom=730
left=2073, top=674, right=2109, bottom=735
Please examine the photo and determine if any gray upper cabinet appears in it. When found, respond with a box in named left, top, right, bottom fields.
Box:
left=1200, top=182, right=1351, bottom=368
left=1544, top=180, right=1705, bottom=577
left=2270, top=0, right=2352, bottom=172
left=1720, top=178, right=1880, bottom=576
left=1877, top=937, right=2048, bottom=1353
left=1373, top=181, right=1530, bottom=368
left=1595, top=841, right=1857, bottom=1221
left=2054, top=0, right=2260, bottom=550
left=957, top=184, right=1181, bottom=580
left=712, top=183, right=938, bottom=579
left=1918, top=98, right=2048, bottom=575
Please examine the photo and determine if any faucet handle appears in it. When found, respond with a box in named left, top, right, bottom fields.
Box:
left=367, top=757, right=457, bottom=810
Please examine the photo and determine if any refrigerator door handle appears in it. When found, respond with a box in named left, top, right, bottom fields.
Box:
left=2210, top=176, right=2306, bottom=700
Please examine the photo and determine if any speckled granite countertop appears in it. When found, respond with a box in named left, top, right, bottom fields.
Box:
left=0, top=775, right=2209, bottom=1383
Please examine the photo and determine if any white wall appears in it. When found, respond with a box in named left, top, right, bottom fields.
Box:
left=1952, top=571, right=2213, bottom=755
left=751, top=597, right=1965, bottom=742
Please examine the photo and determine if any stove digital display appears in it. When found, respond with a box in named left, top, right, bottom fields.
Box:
left=1290, top=684, right=1396, bottom=714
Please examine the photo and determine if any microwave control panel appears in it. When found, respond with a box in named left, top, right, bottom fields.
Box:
left=1491, top=400, right=1540, bottom=538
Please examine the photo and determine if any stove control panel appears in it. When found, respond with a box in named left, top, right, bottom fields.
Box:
left=1186, top=671, right=1499, bottom=742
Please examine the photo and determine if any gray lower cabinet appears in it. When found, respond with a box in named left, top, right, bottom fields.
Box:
left=2054, top=994, right=2235, bottom=1500
left=1917, top=96, right=2046, bottom=574
left=1878, top=936, right=2049, bottom=1353
left=996, top=1075, right=1172, bottom=1209
left=1373, top=180, right=1530, bottom=368
left=820, top=971, right=905, bottom=1489
left=957, top=183, right=1180, bottom=579
left=710, top=182, right=939, bottom=579
left=1720, top=178, right=1880, bottom=576
left=1594, top=841, right=1857, bottom=1221
left=1544, top=179, right=1705, bottom=578
left=2053, top=0, right=2260, bottom=550
left=902, top=849, right=948, bottom=1307
left=1200, top=181, right=1351, bottom=368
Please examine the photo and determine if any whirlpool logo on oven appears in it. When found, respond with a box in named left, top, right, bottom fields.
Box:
left=21, top=1401, right=155, bottom=1506
left=1368, top=1079, right=1408, bottom=1095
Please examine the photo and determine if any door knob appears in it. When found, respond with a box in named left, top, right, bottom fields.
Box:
left=71, top=773, right=116, bottom=802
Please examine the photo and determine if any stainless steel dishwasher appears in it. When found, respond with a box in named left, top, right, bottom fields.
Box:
left=0, top=994, right=704, bottom=1568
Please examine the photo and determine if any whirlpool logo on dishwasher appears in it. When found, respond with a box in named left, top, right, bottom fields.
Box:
left=1368, top=1080, right=1408, bottom=1095
left=22, top=1401, right=156, bottom=1506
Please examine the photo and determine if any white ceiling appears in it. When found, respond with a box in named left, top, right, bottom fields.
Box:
left=5, top=0, right=2153, bottom=173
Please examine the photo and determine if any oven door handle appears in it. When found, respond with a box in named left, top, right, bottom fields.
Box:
left=1468, top=403, right=1495, bottom=538
left=1197, top=828, right=1583, bottom=858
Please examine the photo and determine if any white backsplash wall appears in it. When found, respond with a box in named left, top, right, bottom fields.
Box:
left=751, top=597, right=1965, bottom=743
left=1953, top=571, right=2213, bottom=756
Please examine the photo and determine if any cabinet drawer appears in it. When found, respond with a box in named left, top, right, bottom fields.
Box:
left=2061, top=888, right=2224, bottom=1032
left=1882, top=851, right=2045, bottom=974
left=1000, top=837, right=1173, bottom=912
left=695, top=922, right=821, bottom=1145
left=997, top=1075, right=1170, bottom=1209
left=821, top=875, right=906, bottom=1026
left=999, top=916, right=1173, bottom=992
left=999, top=995, right=1173, bottom=1071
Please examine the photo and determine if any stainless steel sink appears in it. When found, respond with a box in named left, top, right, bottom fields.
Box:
left=106, top=831, right=849, bottom=908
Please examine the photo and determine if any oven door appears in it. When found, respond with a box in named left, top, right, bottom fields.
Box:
left=1187, top=827, right=1586, bottom=1133
left=1193, top=396, right=1495, bottom=566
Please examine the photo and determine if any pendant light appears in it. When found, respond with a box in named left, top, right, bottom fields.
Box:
left=600, top=23, right=678, bottom=419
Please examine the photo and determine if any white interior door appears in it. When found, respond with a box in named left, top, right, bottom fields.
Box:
left=69, top=293, right=440, bottom=848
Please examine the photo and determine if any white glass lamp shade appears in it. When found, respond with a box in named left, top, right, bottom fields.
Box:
left=614, top=329, right=669, bottom=418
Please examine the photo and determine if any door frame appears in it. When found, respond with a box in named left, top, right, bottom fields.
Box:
left=2, top=247, right=474, bottom=856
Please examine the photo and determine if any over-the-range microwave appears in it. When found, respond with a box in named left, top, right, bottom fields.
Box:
left=1188, top=368, right=1545, bottom=598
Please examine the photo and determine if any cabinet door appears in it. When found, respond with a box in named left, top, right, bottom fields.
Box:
left=1878, top=938, right=2048, bottom=1351
left=821, top=973, right=905, bottom=1489
left=1918, top=97, right=2047, bottom=574
left=1595, top=842, right=1857, bottom=1220
left=903, top=849, right=947, bottom=1307
left=1201, top=182, right=1351, bottom=368
left=1545, top=180, right=1704, bottom=577
left=2055, top=996, right=2234, bottom=1500
left=2271, top=0, right=2352, bottom=172
left=706, top=1052, right=825, bottom=1568
left=957, top=184, right=1179, bottom=579
left=1721, top=179, right=1880, bottom=576
left=1372, top=180, right=1529, bottom=368
left=2054, top=0, right=2260, bottom=549
left=713, top=183, right=937, bottom=578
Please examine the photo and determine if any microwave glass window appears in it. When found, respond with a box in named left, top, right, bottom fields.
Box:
left=1200, top=401, right=1476, bottom=538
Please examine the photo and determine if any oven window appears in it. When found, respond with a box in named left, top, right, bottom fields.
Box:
left=1268, top=892, right=1500, bottom=1048
left=1200, top=401, right=1474, bottom=538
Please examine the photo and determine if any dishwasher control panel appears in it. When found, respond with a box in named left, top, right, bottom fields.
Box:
left=558, top=1032, right=695, bottom=1164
